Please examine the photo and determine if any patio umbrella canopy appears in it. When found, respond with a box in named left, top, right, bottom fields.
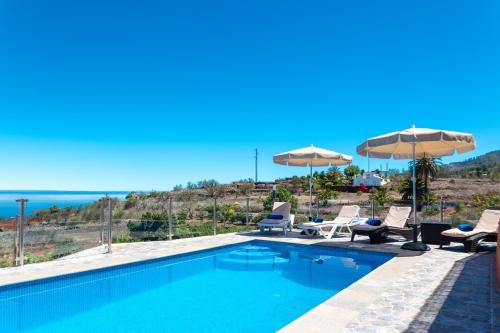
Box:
left=273, top=145, right=352, bottom=216
left=357, top=125, right=476, bottom=251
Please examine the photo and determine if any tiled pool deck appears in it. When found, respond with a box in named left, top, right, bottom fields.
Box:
left=0, top=231, right=498, bottom=333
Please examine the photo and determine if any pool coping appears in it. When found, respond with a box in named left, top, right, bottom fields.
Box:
left=0, top=232, right=444, bottom=332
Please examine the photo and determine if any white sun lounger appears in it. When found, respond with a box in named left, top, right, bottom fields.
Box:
left=258, top=202, right=295, bottom=236
left=299, top=205, right=367, bottom=239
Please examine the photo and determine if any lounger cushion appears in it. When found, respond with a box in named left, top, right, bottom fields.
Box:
left=354, top=224, right=386, bottom=232
left=384, top=206, right=412, bottom=228
left=312, top=217, right=323, bottom=223
left=267, top=214, right=283, bottom=220
left=334, top=216, right=355, bottom=225
left=258, top=219, right=286, bottom=225
left=441, top=228, right=483, bottom=238
left=338, top=205, right=360, bottom=218
left=475, top=209, right=500, bottom=232
left=301, top=221, right=331, bottom=228
left=458, top=223, right=474, bottom=232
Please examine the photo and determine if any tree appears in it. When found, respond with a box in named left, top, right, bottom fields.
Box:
left=219, top=202, right=239, bottom=227
left=177, top=189, right=197, bottom=220
left=263, top=187, right=299, bottom=213
left=314, top=167, right=345, bottom=191
left=288, top=176, right=304, bottom=194
left=316, top=188, right=338, bottom=206
left=411, top=156, right=442, bottom=194
left=203, top=180, right=225, bottom=199
left=203, top=180, right=225, bottom=235
left=395, top=175, right=425, bottom=202
left=343, top=165, right=362, bottom=182
left=238, top=183, right=254, bottom=197
left=368, top=186, right=392, bottom=206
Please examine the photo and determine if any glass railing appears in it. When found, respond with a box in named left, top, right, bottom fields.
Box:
left=0, top=195, right=494, bottom=268
left=0, top=218, right=16, bottom=268
left=23, top=220, right=104, bottom=263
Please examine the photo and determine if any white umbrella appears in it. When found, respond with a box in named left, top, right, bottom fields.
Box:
left=357, top=125, right=475, bottom=251
left=273, top=145, right=352, bottom=216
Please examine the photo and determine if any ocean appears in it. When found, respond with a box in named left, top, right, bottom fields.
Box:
left=0, top=191, right=129, bottom=218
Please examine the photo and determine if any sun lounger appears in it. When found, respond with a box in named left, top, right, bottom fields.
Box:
left=440, top=209, right=500, bottom=252
left=351, top=206, right=412, bottom=244
left=258, top=202, right=295, bottom=236
left=300, top=205, right=367, bottom=239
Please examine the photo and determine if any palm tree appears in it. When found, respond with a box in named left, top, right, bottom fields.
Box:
left=412, top=156, right=442, bottom=194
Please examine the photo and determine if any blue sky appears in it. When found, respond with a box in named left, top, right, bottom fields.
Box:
left=0, top=0, right=498, bottom=190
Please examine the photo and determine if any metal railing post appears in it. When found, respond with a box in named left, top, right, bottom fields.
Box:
left=371, top=199, right=375, bottom=220
left=100, top=198, right=105, bottom=244
left=440, top=198, right=444, bottom=223
left=107, top=197, right=112, bottom=253
left=168, top=197, right=173, bottom=241
left=245, top=197, right=250, bottom=229
left=16, top=199, right=28, bottom=266
left=213, top=198, right=217, bottom=236
left=13, top=216, right=19, bottom=266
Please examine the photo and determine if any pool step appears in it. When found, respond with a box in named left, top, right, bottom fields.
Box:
left=237, top=245, right=275, bottom=252
left=227, top=250, right=282, bottom=260
left=217, top=255, right=289, bottom=271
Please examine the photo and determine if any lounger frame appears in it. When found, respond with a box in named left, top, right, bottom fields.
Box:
left=350, top=224, right=418, bottom=244
left=439, top=232, right=495, bottom=252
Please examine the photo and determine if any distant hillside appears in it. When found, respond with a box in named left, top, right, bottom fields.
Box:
left=442, top=150, right=500, bottom=178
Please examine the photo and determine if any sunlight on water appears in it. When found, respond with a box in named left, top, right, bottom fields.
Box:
left=0, top=241, right=394, bottom=333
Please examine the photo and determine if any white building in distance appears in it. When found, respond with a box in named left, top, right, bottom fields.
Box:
left=353, top=172, right=389, bottom=187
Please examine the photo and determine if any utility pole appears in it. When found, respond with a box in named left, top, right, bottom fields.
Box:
left=254, top=148, right=258, bottom=183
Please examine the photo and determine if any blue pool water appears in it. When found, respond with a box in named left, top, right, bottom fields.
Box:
left=0, top=241, right=394, bottom=332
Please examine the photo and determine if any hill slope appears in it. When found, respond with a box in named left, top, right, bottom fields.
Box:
left=442, top=150, right=500, bottom=177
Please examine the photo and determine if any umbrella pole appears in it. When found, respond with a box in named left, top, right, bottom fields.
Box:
left=412, top=143, right=417, bottom=241
left=309, top=164, right=313, bottom=217
left=401, top=143, right=429, bottom=251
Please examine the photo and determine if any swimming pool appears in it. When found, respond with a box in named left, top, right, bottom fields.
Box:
left=0, top=240, right=394, bottom=332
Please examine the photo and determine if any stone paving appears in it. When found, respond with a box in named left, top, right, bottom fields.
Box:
left=0, top=230, right=498, bottom=333
left=341, top=249, right=497, bottom=333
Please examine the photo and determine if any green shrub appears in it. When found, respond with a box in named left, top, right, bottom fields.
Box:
left=263, top=187, right=299, bottom=213
left=421, top=205, right=439, bottom=217
left=127, top=212, right=169, bottom=232
left=369, top=186, right=392, bottom=206
left=293, top=214, right=309, bottom=223
left=471, top=194, right=500, bottom=212
left=113, top=231, right=136, bottom=243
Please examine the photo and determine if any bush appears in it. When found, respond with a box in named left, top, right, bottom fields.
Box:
left=471, top=194, right=500, bottom=212
left=293, top=215, right=309, bottom=223
left=316, top=189, right=338, bottom=205
left=113, top=231, right=137, bottom=243
left=127, top=212, right=169, bottom=232
left=421, top=205, right=439, bottom=217
left=369, top=186, right=392, bottom=206
left=251, top=213, right=267, bottom=224
left=263, top=187, right=299, bottom=213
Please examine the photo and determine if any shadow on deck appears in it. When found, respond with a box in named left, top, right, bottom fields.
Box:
left=403, top=250, right=498, bottom=333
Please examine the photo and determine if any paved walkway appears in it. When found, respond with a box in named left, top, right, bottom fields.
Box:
left=0, top=231, right=497, bottom=333
left=341, top=249, right=497, bottom=333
